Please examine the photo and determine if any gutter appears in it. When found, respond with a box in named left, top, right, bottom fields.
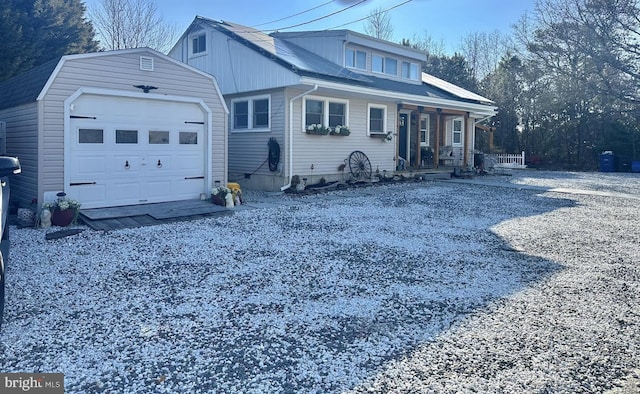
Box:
left=474, top=113, right=495, bottom=125
left=300, top=76, right=497, bottom=116
left=281, top=84, right=319, bottom=191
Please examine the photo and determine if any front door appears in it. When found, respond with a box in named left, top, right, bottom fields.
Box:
left=398, top=113, right=410, bottom=170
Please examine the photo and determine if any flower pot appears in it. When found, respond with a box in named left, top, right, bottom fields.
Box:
left=211, top=194, right=225, bottom=206
left=51, top=209, right=75, bottom=227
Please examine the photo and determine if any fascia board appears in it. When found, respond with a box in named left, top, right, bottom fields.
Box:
left=300, top=76, right=497, bottom=116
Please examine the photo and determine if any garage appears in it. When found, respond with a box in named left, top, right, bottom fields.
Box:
left=68, top=94, right=208, bottom=209
left=0, top=48, right=228, bottom=211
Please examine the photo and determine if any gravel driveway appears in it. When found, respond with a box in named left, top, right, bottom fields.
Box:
left=1, top=170, right=639, bottom=393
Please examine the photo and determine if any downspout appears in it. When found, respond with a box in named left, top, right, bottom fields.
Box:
left=281, top=84, right=318, bottom=191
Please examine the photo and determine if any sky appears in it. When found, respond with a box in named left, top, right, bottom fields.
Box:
left=83, top=0, right=538, bottom=53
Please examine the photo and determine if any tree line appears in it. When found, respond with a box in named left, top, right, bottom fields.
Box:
left=2, top=0, right=638, bottom=171
left=398, top=0, right=640, bottom=170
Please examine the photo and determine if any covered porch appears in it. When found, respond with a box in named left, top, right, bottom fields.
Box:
left=395, top=104, right=475, bottom=171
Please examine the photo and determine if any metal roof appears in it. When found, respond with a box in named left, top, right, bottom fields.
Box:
left=199, top=18, right=371, bottom=84
left=421, top=72, right=494, bottom=104
left=203, top=19, right=494, bottom=107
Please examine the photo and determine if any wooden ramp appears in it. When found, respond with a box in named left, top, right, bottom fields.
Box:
left=79, top=200, right=232, bottom=231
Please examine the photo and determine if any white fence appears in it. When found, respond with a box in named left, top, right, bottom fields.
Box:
left=485, top=151, right=527, bottom=169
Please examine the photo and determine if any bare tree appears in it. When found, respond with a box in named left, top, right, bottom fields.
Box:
left=364, top=7, right=394, bottom=41
left=407, top=32, right=447, bottom=57
left=459, top=30, right=512, bottom=81
left=89, top=0, right=177, bottom=53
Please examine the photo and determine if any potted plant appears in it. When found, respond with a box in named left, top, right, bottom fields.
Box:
left=211, top=185, right=232, bottom=207
left=330, top=125, right=350, bottom=136
left=42, top=193, right=81, bottom=227
left=305, top=124, right=330, bottom=135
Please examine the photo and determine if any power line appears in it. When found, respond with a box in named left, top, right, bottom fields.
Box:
left=214, top=0, right=413, bottom=52
left=327, top=0, right=412, bottom=30
left=265, top=0, right=368, bottom=32
left=264, top=0, right=413, bottom=41
left=250, top=0, right=336, bottom=28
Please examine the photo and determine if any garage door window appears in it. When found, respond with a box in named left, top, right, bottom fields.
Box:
left=116, top=130, right=138, bottom=144
left=79, top=128, right=103, bottom=144
left=149, top=130, right=170, bottom=144
left=179, top=132, right=198, bottom=144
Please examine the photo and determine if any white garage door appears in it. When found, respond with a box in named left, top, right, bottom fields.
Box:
left=67, top=94, right=207, bottom=209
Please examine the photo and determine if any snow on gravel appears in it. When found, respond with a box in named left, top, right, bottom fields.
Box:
left=1, top=170, right=639, bottom=393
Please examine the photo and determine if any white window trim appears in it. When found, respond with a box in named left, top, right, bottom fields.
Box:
left=345, top=47, right=366, bottom=70
left=372, top=53, right=384, bottom=74
left=367, top=103, right=387, bottom=135
left=384, top=57, right=398, bottom=76
left=420, top=114, right=430, bottom=147
left=402, top=61, right=419, bottom=80
left=189, top=32, right=207, bottom=58
left=452, top=117, right=464, bottom=146
left=230, top=94, right=271, bottom=132
left=302, top=96, right=350, bottom=131
left=372, top=53, right=400, bottom=77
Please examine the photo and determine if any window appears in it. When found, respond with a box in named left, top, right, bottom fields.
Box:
left=384, top=57, right=397, bottom=75
left=191, top=33, right=206, bottom=54
left=304, top=97, right=349, bottom=130
left=368, top=104, right=386, bottom=134
left=305, top=99, right=324, bottom=126
left=453, top=118, right=463, bottom=145
left=253, top=99, right=269, bottom=128
left=372, top=55, right=383, bottom=73
left=373, top=54, right=399, bottom=76
left=328, top=102, right=346, bottom=128
left=402, top=62, right=419, bottom=80
left=233, top=101, right=249, bottom=129
left=79, top=129, right=103, bottom=144
left=116, top=130, right=138, bottom=144
left=179, top=132, right=198, bottom=144
left=149, top=131, right=169, bottom=144
left=231, top=95, right=270, bottom=131
left=420, top=116, right=430, bottom=146
left=345, top=48, right=366, bottom=70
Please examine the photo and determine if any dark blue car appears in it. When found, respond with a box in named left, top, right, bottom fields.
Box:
left=0, top=156, right=21, bottom=330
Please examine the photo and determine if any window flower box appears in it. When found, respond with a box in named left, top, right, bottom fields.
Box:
left=329, top=125, right=350, bottom=136
left=305, top=124, right=330, bottom=135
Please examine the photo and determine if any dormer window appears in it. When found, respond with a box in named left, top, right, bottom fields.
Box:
left=191, top=33, right=206, bottom=55
left=402, top=61, right=419, bottom=80
left=384, top=58, right=397, bottom=76
left=372, top=55, right=383, bottom=73
left=372, top=54, right=399, bottom=76
left=345, top=48, right=366, bottom=70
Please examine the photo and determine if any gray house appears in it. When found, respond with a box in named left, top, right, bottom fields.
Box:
left=0, top=48, right=228, bottom=209
left=170, top=18, right=496, bottom=191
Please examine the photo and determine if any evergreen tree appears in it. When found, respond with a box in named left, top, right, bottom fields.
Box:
left=423, top=53, right=478, bottom=93
left=0, top=0, right=98, bottom=81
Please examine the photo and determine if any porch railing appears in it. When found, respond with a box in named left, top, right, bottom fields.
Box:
left=485, top=151, right=527, bottom=169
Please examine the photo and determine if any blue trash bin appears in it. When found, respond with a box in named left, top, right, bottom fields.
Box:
left=599, top=152, right=616, bottom=172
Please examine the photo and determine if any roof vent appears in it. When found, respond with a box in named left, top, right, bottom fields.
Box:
left=140, top=56, right=154, bottom=71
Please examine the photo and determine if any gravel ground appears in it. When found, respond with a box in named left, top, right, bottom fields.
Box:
left=1, top=170, right=639, bottom=393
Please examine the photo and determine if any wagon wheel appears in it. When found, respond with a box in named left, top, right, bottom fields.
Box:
left=348, top=150, right=372, bottom=180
